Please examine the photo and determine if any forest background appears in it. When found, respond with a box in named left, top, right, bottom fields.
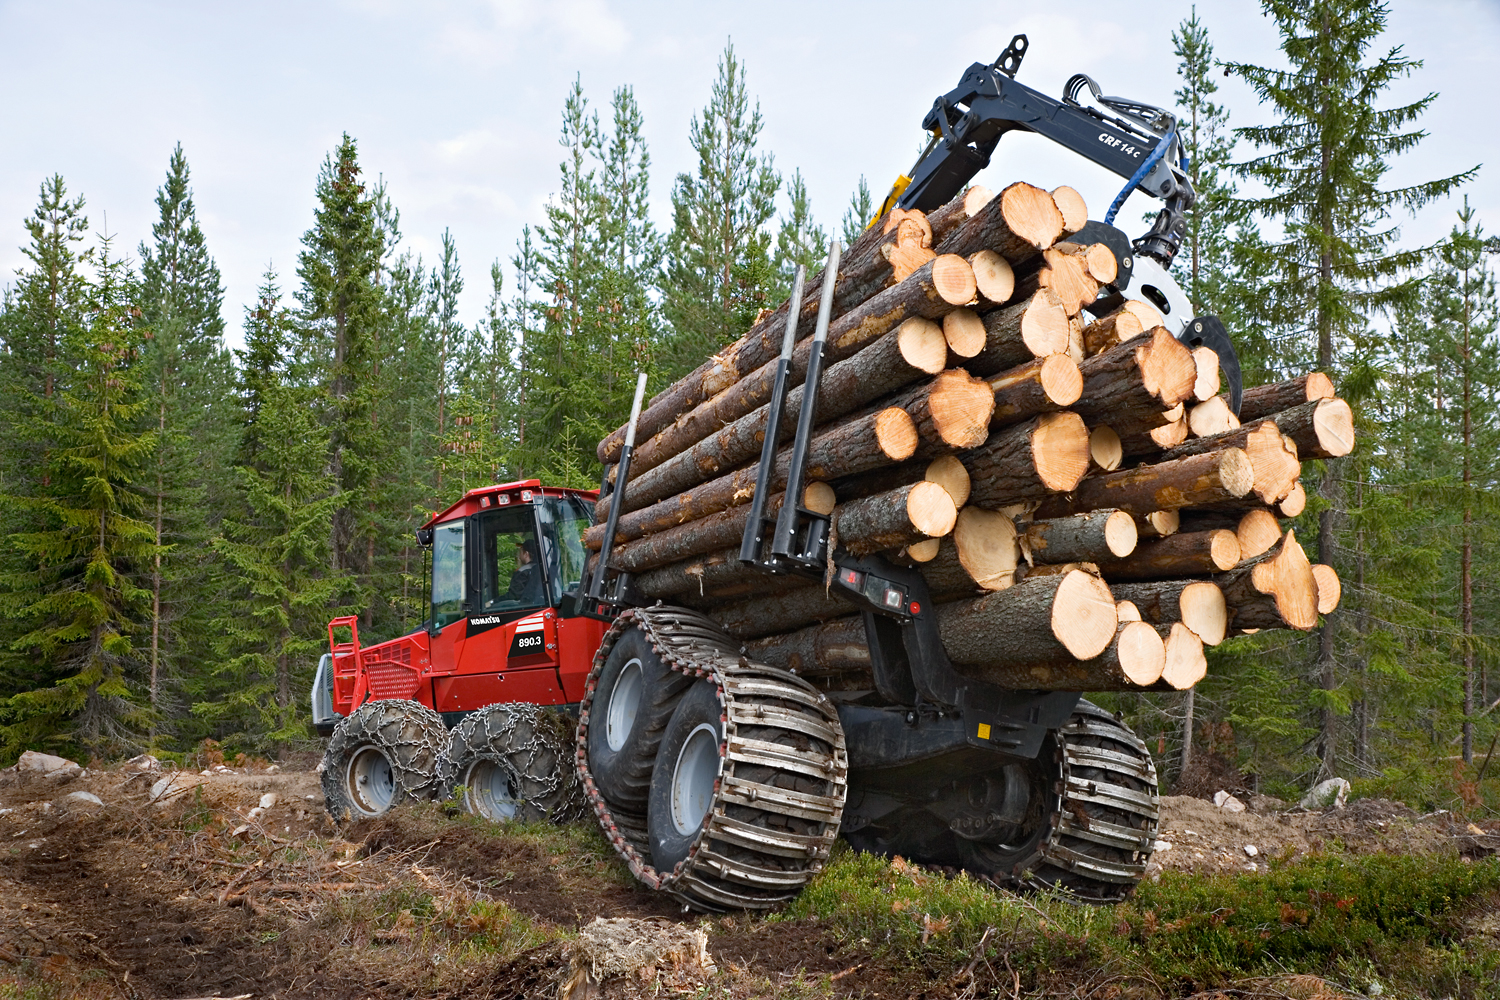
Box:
left=1, top=0, right=1497, bottom=810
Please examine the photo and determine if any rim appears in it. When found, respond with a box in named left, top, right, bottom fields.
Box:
left=345, top=744, right=396, bottom=816
left=605, top=658, right=644, bottom=753
left=670, top=723, right=721, bottom=836
left=463, top=759, right=520, bottom=821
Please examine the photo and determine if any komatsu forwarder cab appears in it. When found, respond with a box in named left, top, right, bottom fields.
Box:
left=311, top=480, right=609, bottom=735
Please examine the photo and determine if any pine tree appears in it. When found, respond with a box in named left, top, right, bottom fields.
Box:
left=0, top=237, right=155, bottom=758
left=660, top=42, right=781, bottom=381
left=203, top=272, right=350, bottom=745
left=297, top=135, right=388, bottom=600
left=1227, top=0, right=1476, bottom=777
left=135, top=144, right=232, bottom=723
left=775, top=169, right=828, bottom=299
left=840, top=176, right=873, bottom=246
left=430, top=229, right=463, bottom=492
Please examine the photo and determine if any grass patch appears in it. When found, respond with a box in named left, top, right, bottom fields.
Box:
left=785, top=843, right=1500, bottom=997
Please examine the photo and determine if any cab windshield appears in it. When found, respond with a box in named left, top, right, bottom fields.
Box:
left=475, top=506, right=547, bottom=613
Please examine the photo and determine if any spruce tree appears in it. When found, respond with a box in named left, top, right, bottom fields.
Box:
left=775, top=169, right=828, bottom=299
left=430, top=229, right=464, bottom=492
left=135, top=144, right=233, bottom=723
left=1228, top=0, right=1476, bottom=777
left=660, top=42, right=780, bottom=381
left=0, top=238, right=155, bottom=758
left=840, top=176, right=873, bottom=246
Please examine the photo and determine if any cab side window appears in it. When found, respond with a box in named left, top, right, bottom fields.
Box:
left=431, top=521, right=466, bottom=629
left=476, top=507, right=547, bottom=611
left=546, top=496, right=594, bottom=602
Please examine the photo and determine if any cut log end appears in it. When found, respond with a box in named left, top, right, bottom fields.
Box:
left=969, top=250, right=1014, bottom=306
left=925, top=454, right=971, bottom=507
left=927, top=370, right=998, bottom=448
left=1142, top=510, right=1180, bottom=538
left=1189, top=396, right=1240, bottom=438
left=1089, top=425, right=1123, bottom=472
left=897, top=317, right=950, bottom=374
left=908, top=480, right=960, bottom=538
left=803, top=481, right=836, bottom=516
left=954, top=506, right=1020, bottom=589
left=1281, top=481, right=1307, bottom=517
left=1250, top=529, right=1318, bottom=630
left=1116, top=600, right=1142, bottom=622
left=1002, top=182, right=1066, bottom=250
left=1039, top=353, right=1084, bottom=406
left=906, top=537, right=941, bottom=562
left=1115, top=620, right=1167, bottom=686
left=930, top=254, right=979, bottom=305
left=1312, top=398, right=1355, bottom=457
left=1159, top=623, right=1207, bottom=690
left=1051, top=185, right=1088, bottom=235
left=1180, top=580, right=1228, bottom=646
left=1192, top=346, right=1221, bottom=402
left=1032, top=411, right=1091, bottom=492
left=1050, top=570, right=1119, bottom=660
left=1236, top=509, right=1282, bottom=560
left=1104, top=510, right=1139, bottom=558
left=1022, top=290, right=1072, bottom=358
left=1312, top=564, right=1341, bottom=615
left=875, top=407, right=919, bottom=461
left=942, top=308, right=986, bottom=358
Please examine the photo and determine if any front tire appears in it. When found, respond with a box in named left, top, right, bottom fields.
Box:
left=586, top=625, right=693, bottom=810
left=440, top=703, right=585, bottom=824
left=322, top=699, right=447, bottom=822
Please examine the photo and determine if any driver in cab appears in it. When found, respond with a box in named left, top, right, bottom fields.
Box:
left=506, top=539, right=545, bottom=606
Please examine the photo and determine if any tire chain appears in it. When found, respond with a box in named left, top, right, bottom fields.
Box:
left=1013, top=701, right=1160, bottom=901
left=322, top=699, right=449, bottom=821
left=576, top=606, right=850, bottom=911
left=439, top=702, right=589, bottom=825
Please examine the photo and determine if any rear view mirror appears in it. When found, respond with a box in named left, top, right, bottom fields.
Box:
left=415, top=528, right=434, bottom=547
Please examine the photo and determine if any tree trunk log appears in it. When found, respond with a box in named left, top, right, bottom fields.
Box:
left=927, top=186, right=995, bottom=245
left=1238, top=372, right=1335, bottom=422
left=1219, top=530, right=1318, bottom=632
left=634, top=548, right=765, bottom=600
left=1138, top=510, right=1181, bottom=538
left=942, top=309, right=987, bottom=358
left=939, top=570, right=1118, bottom=670
left=1051, top=186, right=1088, bottom=235
left=1192, top=347, right=1221, bottom=402
left=989, top=355, right=1083, bottom=427
left=1024, top=509, right=1138, bottom=564
left=1187, top=396, right=1240, bottom=437
left=1268, top=398, right=1355, bottom=459
left=1072, top=328, right=1195, bottom=425
left=1089, top=425, right=1123, bottom=471
left=1164, top=420, right=1301, bottom=505
left=962, top=411, right=1090, bottom=509
left=1312, top=564, right=1341, bottom=614
left=584, top=407, right=917, bottom=549
left=608, top=492, right=784, bottom=573
left=743, top=616, right=870, bottom=677
left=711, top=586, right=857, bottom=640
left=936, top=181, right=1065, bottom=262
left=918, top=539, right=988, bottom=600
left=969, top=250, right=1014, bottom=308
left=952, top=620, right=1166, bottom=691
left=924, top=454, right=970, bottom=506
left=1033, top=446, right=1253, bottom=520
left=969, top=290, right=1072, bottom=377
left=833, top=481, right=958, bottom=556
left=1109, top=579, right=1227, bottom=646
left=1096, top=530, right=1241, bottom=582
left=894, top=369, right=997, bottom=451
left=1180, top=508, right=1282, bottom=562
left=953, top=506, right=1021, bottom=590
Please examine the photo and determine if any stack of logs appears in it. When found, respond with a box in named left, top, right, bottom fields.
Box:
left=584, top=180, right=1353, bottom=696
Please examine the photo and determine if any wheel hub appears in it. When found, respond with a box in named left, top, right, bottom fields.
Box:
left=463, top=759, right=521, bottom=821
left=669, top=723, right=721, bottom=836
left=345, top=744, right=396, bottom=816
left=605, top=658, right=644, bottom=752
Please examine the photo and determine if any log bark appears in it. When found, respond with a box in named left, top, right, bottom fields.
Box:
left=952, top=620, right=1165, bottom=691
left=1051, top=185, right=1088, bottom=235
left=1238, top=372, right=1335, bottom=422
left=928, top=185, right=995, bottom=245
left=617, top=313, right=950, bottom=511
left=924, top=454, right=970, bottom=507
left=618, top=258, right=972, bottom=482
left=634, top=548, right=762, bottom=600
left=1154, top=623, right=1207, bottom=690
left=1164, top=420, right=1301, bottom=505
left=938, top=570, right=1118, bottom=668
left=935, top=181, right=1064, bottom=262
left=952, top=506, right=1021, bottom=589
left=1270, top=398, right=1355, bottom=459
left=1219, top=530, right=1318, bottom=632
left=969, top=250, right=1014, bottom=308
left=584, top=406, right=917, bottom=549
left=1089, top=425, right=1123, bottom=471
left=1033, top=446, right=1254, bottom=520
left=1072, top=328, right=1195, bottom=425
left=597, top=212, right=905, bottom=463
left=918, top=538, right=989, bottom=599
left=962, top=411, right=1090, bottom=509
left=1024, top=509, right=1138, bottom=564
left=608, top=493, right=785, bottom=574
left=712, top=586, right=857, bottom=640
left=1312, top=564, right=1341, bottom=615
left=1180, top=508, right=1282, bottom=561
left=1096, top=530, right=1241, bottom=582
left=743, top=616, right=870, bottom=677
left=1109, top=579, right=1227, bottom=646
left=989, top=354, right=1083, bottom=428
left=969, top=290, right=1072, bottom=377
left=833, top=481, right=958, bottom=556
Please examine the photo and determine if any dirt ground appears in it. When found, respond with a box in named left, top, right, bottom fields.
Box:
left=1, top=762, right=1497, bottom=1000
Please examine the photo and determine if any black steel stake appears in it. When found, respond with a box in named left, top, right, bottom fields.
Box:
left=588, top=372, right=649, bottom=603
left=739, top=265, right=807, bottom=564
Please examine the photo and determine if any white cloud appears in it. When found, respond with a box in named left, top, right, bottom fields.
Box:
left=434, top=0, right=631, bottom=63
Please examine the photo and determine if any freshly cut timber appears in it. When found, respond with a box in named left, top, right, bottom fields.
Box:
left=1191, top=347, right=1221, bottom=401
left=609, top=493, right=785, bottom=574
left=990, top=354, right=1083, bottom=427
left=924, top=454, right=971, bottom=506
left=952, top=506, right=1021, bottom=590
left=1312, top=564, right=1342, bottom=614
left=918, top=539, right=992, bottom=599
left=1033, top=446, right=1254, bottom=520
left=1165, top=421, right=1300, bottom=505
left=1088, top=425, right=1123, bottom=471
left=803, top=481, right=837, bottom=515
left=618, top=260, right=972, bottom=483
left=1109, top=579, right=1227, bottom=646
left=895, top=368, right=997, bottom=451
left=969, top=290, right=1072, bottom=377
left=968, top=250, right=1015, bottom=308
left=935, top=181, right=1065, bottom=262
left=1095, top=529, right=1241, bottom=582
left=618, top=314, right=950, bottom=509
left=1072, top=328, right=1197, bottom=425
left=743, top=616, right=870, bottom=678
left=1181, top=508, right=1282, bottom=562
left=953, top=620, right=1164, bottom=691
left=1051, top=185, right=1088, bottom=235
left=927, top=185, right=995, bottom=245
left=1238, top=372, right=1336, bottom=422
left=1016, top=246, right=1100, bottom=314
left=832, top=481, right=958, bottom=556
left=942, top=309, right=988, bottom=358
left=1270, top=398, right=1355, bottom=459
left=1219, top=530, right=1319, bottom=632
left=1139, top=510, right=1181, bottom=538
left=905, top=537, right=941, bottom=561
left=830, top=452, right=968, bottom=505
left=633, top=548, right=775, bottom=601
left=1280, top=481, right=1307, bottom=516
left=879, top=208, right=938, bottom=282
left=962, top=411, right=1090, bottom=509
left=1187, top=396, right=1240, bottom=437
left=938, top=570, right=1118, bottom=669
left=1116, top=600, right=1142, bottom=622
left=1154, top=624, right=1208, bottom=690
left=585, top=407, right=917, bottom=550
left=1023, top=509, right=1138, bottom=564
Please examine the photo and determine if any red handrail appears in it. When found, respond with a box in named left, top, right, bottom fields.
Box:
left=328, top=615, right=360, bottom=656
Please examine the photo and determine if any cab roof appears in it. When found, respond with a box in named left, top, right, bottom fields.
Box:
left=422, top=479, right=599, bottom=529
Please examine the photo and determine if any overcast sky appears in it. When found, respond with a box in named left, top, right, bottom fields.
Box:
left=2, top=0, right=1495, bottom=350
